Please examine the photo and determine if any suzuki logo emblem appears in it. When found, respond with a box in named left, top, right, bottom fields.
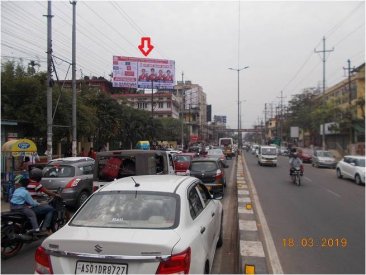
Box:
left=95, top=244, right=103, bottom=253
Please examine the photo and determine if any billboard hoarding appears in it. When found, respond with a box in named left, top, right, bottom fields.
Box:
left=113, top=56, right=175, bottom=89
left=290, top=126, right=299, bottom=138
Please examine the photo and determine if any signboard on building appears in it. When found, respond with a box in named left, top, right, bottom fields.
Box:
left=112, top=56, right=175, bottom=89
left=207, top=105, right=212, bottom=122
left=214, top=115, right=227, bottom=124
left=290, top=126, right=299, bottom=138
left=320, top=122, right=340, bottom=135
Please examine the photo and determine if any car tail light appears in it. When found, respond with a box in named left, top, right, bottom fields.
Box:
left=156, top=247, right=191, bottom=274
left=215, top=169, right=223, bottom=180
left=35, top=246, right=53, bottom=274
left=65, top=178, right=81, bottom=189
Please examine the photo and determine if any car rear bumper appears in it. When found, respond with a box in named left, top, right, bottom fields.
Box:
left=317, top=162, right=336, bottom=168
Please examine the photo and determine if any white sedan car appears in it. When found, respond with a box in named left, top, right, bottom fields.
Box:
left=35, top=175, right=223, bottom=274
left=336, top=155, right=365, bottom=185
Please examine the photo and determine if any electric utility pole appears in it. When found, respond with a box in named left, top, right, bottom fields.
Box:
left=45, top=0, right=53, bottom=161
left=71, top=1, right=77, bottom=157
left=181, top=72, right=185, bottom=150
left=314, top=36, right=334, bottom=150
left=277, top=91, right=286, bottom=146
left=343, top=59, right=355, bottom=144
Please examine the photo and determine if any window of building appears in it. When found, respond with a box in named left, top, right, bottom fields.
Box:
left=158, top=102, right=164, bottom=108
left=167, top=102, right=171, bottom=108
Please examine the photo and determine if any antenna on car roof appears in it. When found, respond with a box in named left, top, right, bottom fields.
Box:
left=131, top=177, right=140, bottom=188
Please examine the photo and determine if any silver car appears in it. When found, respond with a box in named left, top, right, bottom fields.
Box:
left=312, top=150, right=336, bottom=168
left=35, top=175, right=223, bottom=274
left=41, top=157, right=95, bottom=209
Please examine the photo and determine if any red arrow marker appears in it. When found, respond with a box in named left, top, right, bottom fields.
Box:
left=138, top=37, right=154, bottom=57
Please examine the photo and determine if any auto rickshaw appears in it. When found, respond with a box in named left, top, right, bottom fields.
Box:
left=1, top=138, right=38, bottom=201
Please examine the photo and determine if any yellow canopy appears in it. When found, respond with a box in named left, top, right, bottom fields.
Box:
left=1, top=138, right=38, bottom=156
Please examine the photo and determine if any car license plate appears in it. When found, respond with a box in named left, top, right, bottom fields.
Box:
left=75, top=261, right=127, bottom=274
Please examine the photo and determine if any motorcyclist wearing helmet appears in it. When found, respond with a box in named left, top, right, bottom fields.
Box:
left=24, top=168, right=59, bottom=235
left=289, top=152, right=304, bottom=175
left=9, top=175, right=46, bottom=234
left=27, top=168, right=59, bottom=200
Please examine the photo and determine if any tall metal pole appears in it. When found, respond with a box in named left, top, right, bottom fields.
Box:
left=237, top=69, right=240, bottom=147
left=344, top=59, right=355, bottom=144
left=71, top=1, right=77, bottom=157
left=46, top=0, right=53, bottom=161
left=229, top=66, right=249, bottom=148
left=315, top=36, right=334, bottom=150
left=181, top=72, right=184, bottom=150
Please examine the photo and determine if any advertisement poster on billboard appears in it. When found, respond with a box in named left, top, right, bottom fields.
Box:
left=113, top=56, right=175, bottom=89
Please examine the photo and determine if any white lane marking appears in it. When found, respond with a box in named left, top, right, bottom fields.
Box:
left=238, top=197, right=251, bottom=203
left=303, top=176, right=312, bottom=182
left=242, top=155, right=284, bottom=274
left=239, top=220, right=258, bottom=231
left=238, top=207, right=254, bottom=214
left=238, top=190, right=250, bottom=195
left=240, top=241, right=265, bottom=257
left=325, top=188, right=341, bottom=198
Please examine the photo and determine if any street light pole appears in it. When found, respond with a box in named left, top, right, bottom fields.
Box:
left=229, top=66, right=249, bottom=149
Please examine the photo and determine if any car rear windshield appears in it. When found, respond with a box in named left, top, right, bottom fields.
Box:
left=176, top=155, right=192, bottom=162
left=70, top=192, right=179, bottom=229
left=190, top=161, right=217, bottom=172
left=261, top=148, right=277, bottom=155
left=43, top=165, right=75, bottom=178
left=97, top=156, right=137, bottom=181
left=208, top=149, right=223, bottom=155
left=318, top=151, right=332, bottom=157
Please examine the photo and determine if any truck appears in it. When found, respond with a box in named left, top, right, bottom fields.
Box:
left=219, top=137, right=235, bottom=159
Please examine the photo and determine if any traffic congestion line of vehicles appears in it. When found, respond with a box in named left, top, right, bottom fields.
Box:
left=2, top=145, right=232, bottom=269
left=245, top=143, right=365, bottom=185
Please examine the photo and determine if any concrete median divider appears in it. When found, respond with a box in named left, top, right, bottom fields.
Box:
left=237, top=152, right=283, bottom=274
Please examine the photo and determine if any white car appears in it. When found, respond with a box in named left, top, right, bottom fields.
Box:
left=336, top=155, right=365, bottom=185
left=35, top=175, right=223, bottom=274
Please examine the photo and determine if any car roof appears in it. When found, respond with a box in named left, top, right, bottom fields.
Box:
left=48, top=157, right=94, bottom=164
left=344, top=155, right=365, bottom=159
left=99, top=175, right=196, bottom=193
left=191, top=157, right=219, bottom=162
left=96, top=149, right=167, bottom=157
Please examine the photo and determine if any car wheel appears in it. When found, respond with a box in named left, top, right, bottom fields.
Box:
left=355, top=174, right=362, bottom=185
left=336, top=168, right=343, bottom=179
left=77, top=190, right=90, bottom=208
left=217, top=212, right=223, bottom=248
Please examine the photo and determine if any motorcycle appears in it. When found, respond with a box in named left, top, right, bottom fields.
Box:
left=291, top=167, right=302, bottom=186
left=1, top=189, right=67, bottom=259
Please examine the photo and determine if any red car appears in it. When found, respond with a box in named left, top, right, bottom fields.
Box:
left=297, top=148, right=313, bottom=163
left=173, top=153, right=197, bottom=175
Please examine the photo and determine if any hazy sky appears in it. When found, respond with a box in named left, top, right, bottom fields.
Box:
left=1, top=1, right=365, bottom=129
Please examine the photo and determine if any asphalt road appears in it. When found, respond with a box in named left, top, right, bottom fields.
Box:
left=1, top=158, right=240, bottom=274
left=243, top=151, right=365, bottom=274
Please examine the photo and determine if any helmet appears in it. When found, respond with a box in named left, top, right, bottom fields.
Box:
left=14, top=174, right=29, bottom=187
left=29, top=168, right=43, bottom=182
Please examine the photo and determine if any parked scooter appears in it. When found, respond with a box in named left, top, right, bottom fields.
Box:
left=1, top=189, right=67, bottom=259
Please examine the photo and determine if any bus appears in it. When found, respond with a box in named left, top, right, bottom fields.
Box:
left=218, top=137, right=235, bottom=158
